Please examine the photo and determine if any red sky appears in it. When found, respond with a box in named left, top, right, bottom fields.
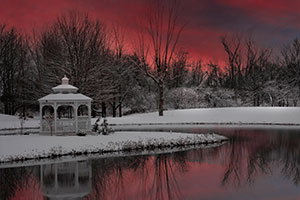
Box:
left=0, top=0, right=300, bottom=63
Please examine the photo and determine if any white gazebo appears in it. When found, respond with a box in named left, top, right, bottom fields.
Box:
left=39, top=76, right=92, bottom=134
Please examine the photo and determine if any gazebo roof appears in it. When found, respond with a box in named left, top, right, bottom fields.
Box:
left=39, top=93, right=92, bottom=101
left=52, top=75, right=79, bottom=93
left=38, top=76, right=92, bottom=102
left=52, top=84, right=79, bottom=93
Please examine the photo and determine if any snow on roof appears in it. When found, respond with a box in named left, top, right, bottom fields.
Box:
left=52, top=75, right=78, bottom=93
left=52, top=76, right=79, bottom=93
left=52, top=84, right=78, bottom=92
left=38, top=76, right=92, bottom=102
left=39, top=93, right=92, bottom=101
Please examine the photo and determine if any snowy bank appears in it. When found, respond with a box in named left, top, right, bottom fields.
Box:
left=0, top=114, right=39, bottom=131
left=0, top=132, right=227, bottom=163
left=1, top=107, right=300, bottom=134
left=106, top=107, right=300, bottom=126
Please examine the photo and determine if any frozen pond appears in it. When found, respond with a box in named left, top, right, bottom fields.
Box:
left=1, top=126, right=300, bottom=199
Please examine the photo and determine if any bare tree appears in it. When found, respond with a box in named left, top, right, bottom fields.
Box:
left=221, top=34, right=273, bottom=106
left=221, top=34, right=242, bottom=89
left=189, top=59, right=205, bottom=87
left=0, top=24, right=30, bottom=115
left=107, top=25, right=142, bottom=117
left=168, top=48, right=189, bottom=88
left=205, top=61, right=222, bottom=87
left=242, top=37, right=272, bottom=106
left=281, top=38, right=300, bottom=91
left=131, top=0, right=185, bottom=116
left=32, top=11, right=110, bottom=101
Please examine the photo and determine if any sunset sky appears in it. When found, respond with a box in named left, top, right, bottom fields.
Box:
left=0, top=0, right=300, bottom=63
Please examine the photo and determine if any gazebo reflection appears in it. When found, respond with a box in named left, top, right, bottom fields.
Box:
left=40, top=160, right=92, bottom=199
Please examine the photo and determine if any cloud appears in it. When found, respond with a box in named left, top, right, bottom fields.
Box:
left=0, top=0, right=299, bottom=62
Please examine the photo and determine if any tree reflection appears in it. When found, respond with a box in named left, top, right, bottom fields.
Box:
left=221, top=138, right=244, bottom=186
left=0, top=165, right=40, bottom=199
left=280, top=132, right=300, bottom=185
left=219, top=129, right=300, bottom=187
left=86, top=151, right=189, bottom=200
left=2, top=129, right=300, bottom=199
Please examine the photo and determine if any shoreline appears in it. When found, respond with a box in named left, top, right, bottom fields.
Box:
left=1, top=122, right=300, bottom=135
left=110, top=122, right=300, bottom=126
left=0, top=142, right=225, bottom=168
left=1, top=107, right=300, bottom=135
left=0, top=132, right=227, bottom=164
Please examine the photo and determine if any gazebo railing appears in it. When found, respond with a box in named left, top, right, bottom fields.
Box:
left=78, top=116, right=89, bottom=131
left=41, top=120, right=52, bottom=132
left=41, top=116, right=90, bottom=133
left=56, top=119, right=76, bottom=132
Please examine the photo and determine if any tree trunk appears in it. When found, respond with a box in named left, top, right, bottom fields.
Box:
left=119, top=100, right=122, bottom=117
left=158, top=83, right=164, bottom=116
left=112, top=101, right=116, bottom=117
left=101, top=102, right=106, bottom=118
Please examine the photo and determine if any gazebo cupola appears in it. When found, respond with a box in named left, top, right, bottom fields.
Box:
left=39, top=76, right=92, bottom=134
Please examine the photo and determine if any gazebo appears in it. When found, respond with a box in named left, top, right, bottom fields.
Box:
left=39, top=76, right=92, bottom=134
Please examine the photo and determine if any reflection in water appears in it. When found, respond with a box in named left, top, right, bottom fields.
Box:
left=0, top=166, right=39, bottom=200
left=41, top=161, right=92, bottom=199
left=0, top=160, right=92, bottom=200
left=86, top=152, right=189, bottom=200
left=1, top=127, right=300, bottom=199
left=220, top=128, right=300, bottom=188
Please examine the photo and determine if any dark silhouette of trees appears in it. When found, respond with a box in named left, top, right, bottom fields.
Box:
left=32, top=11, right=110, bottom=100
left=0, top=24, right=30, bottom=115
left=281, top=38, right=300, bottom=90
left=1, top=9, right=300, bottom=115
left=221, top=35, right=243, bottom=89
left=188, top=59, right=205, bottom=87
left=242, top=37, right=272, bottom=106
left=167, top=49, right=189, bottom=88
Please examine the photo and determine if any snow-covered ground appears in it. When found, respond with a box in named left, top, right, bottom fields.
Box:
left=1, top=107, right=300, bottom=133
left=1, top=107, right=298, bottom=163
left=0, top=132, right=227, bottom=163
left=107, top=107, right=300, bottom=126
left=0, top=114, right=39, bottom=130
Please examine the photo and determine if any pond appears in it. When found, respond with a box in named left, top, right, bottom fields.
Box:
left=1, top=126, right=300, bottom=200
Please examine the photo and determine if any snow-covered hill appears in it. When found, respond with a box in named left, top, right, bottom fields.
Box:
left=1, top=107, right=300, bottom=133
left=107, top=107, right=300, bottom=126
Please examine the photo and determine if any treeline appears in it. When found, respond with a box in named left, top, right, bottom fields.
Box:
left=0, top=12, right=151, bottom=117
left=0, top=10, right=299, bottom=117
left=165, top=35, right=300, bottom=109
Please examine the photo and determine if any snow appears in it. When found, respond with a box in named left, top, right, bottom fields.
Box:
left=1, top=107, right=300, bottom=133
left=38, top=93, right=92, bottom=101
left=0, top=114, right=39, bottom=130
left=106, top=107, right=300, bottom=126
left=52, top=83, right=78, bottom=91
left=0, top=132, right=227, bottom=163
left=1, top=106, right=298, bottom=163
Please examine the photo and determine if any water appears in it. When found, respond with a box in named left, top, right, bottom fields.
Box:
left=1, top=126, right=300, bottom=200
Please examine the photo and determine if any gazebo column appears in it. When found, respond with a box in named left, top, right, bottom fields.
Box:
left=88, top=103, right=91, bottom=131
left=75, top=103, right=78, bottom=133
left=54, top=164, right=58, bottom=191
left=75, top=162, right=79, bottom=188
left=54, top=102, right=57, bottom=133
left=40, top=164, right=43, bottom=187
